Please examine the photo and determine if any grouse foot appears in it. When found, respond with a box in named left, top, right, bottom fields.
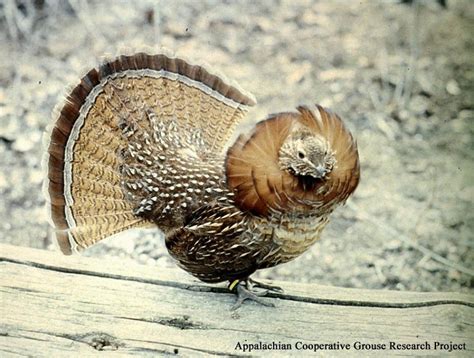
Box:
left=228, top=278, right=282, bottom=310
left=247, top=278, right=284, bottom=293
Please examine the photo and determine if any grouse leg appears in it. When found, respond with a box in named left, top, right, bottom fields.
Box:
left=228, top=278, right=275, bottom=310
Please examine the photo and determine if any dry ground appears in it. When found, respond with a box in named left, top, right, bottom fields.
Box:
left=0, top=0, right=472, bottom=293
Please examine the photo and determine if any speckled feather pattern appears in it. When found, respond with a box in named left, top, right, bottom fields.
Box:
left=44, top=53, right=359, bottom=283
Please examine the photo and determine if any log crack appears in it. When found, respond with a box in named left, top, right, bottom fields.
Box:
left=1, top=257, right=473, bottom=309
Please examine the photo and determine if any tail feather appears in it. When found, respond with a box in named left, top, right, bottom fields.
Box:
left=43, top=52, right=255, bottom=254
left=72, top=211, right=139, bottom=227
left=71, top=177, right=124, bottom=198
left=66, top=198, right=131, bottom=215
left=55, top=216, right=145, bottom=254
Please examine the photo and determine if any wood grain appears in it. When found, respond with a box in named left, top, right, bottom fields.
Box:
left=1, top=244, right=472, bottom=357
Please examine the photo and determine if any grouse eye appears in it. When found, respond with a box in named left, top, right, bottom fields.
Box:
left=298, top=151, right=305, bottom=159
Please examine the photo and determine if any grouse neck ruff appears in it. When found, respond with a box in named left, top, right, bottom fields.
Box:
left=44, top=52, right=360, bottom=309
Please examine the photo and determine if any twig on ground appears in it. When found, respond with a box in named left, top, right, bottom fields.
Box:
left=410, top=163, right=437, bottom=258
left=402, top=0, right=421, bottom=108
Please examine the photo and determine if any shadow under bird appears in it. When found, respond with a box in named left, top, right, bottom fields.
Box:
left=43, top=53, right=360, bottom=309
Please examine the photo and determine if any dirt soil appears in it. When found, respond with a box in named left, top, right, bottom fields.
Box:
left=0, top=0, right=472, bottom=293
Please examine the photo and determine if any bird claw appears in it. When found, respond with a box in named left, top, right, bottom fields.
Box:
left=247, top=278, right=284, bottom=293
left=228, top=278, right=282, bottom=310
left=231, top=282, right=274, bottom=310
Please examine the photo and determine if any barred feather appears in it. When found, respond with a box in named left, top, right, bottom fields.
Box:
left=43, top=53, right=256, bottom=254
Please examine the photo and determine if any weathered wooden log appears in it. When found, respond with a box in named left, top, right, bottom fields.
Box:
left=1, top=244, right=472, bottom=356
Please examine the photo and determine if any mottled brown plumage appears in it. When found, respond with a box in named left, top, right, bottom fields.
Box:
left=43, top=53, right=359, bottom=302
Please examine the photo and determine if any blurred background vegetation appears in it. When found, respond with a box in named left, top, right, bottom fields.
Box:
left=0, top=0, right=472, bottom=292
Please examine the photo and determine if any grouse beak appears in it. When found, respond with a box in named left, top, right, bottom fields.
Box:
left=315, top=165, right=327, bottom=178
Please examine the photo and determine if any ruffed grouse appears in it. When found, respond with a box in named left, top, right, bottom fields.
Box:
left=44, top=53, right=360, bottom=308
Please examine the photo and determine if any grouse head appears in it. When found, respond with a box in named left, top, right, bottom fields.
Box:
left=225, top=105, right=360, bottom=216
left=278, top=126, right=336, bottom=180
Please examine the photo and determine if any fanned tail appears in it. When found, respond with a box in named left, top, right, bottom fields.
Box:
left=43, top=53, right=256, bottom=254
